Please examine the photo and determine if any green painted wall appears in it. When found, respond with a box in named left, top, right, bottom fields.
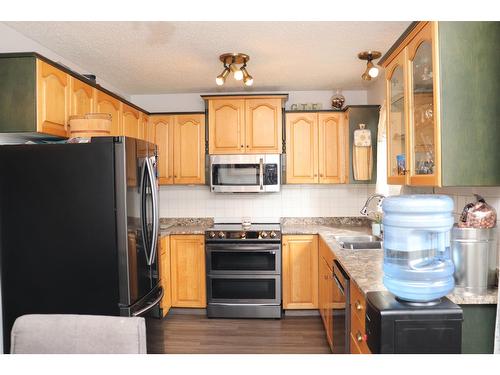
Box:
left=347, top=106, right=379, bottom=184
left=439, top=22, right=500, bottom=186
left=0, top=56, right=37, bottom=133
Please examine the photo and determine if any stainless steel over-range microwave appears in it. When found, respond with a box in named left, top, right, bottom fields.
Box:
left=209, top=154, right=280, bottom=193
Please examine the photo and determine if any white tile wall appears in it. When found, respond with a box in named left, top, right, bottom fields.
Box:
left=159, top=184, right=376, bottom=218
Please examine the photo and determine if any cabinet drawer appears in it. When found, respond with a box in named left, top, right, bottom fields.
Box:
left=350, top=332, right=362, bottom=354
left=350, top=306, right=371, bottom=354
left=350, top=282, right=366, bottom=331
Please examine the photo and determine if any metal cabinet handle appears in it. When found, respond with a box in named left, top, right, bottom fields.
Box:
left=356, top=331, right=363, bottom=342
left=355, top=300, right=363, bottom=311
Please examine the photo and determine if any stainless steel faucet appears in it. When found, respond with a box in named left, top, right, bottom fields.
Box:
left=360, top=194, right=386, bottom=217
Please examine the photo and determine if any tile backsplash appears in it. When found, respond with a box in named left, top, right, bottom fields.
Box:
left=159, top=184, right=375, bottom=218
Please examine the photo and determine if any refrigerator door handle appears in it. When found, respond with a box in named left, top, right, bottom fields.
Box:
left=132, top=287, right=164, bottom=317
left=146, top=157, right=159, bottom=266
left=139, top=157, right=150, bottom=265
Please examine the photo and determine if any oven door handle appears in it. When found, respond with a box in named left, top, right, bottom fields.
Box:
left=259, top=158, right=264, bottom=190
left=206, top=245, right=280, bottom=252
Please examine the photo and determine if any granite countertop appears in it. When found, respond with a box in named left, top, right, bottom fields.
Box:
left=283, top=223, right=498, bottom=305
left=160, top=224, right=210, bottom=236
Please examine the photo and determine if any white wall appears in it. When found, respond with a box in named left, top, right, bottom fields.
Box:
left=131, top=89, right=368, bottom=113
left=160, top=184, right=375, bottom=218
left=366, top=73, right=386, bottom=105
left=0, top=23, right=129, bottom=99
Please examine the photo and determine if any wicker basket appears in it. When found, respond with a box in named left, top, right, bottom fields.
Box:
left=68, top=113, right=112, bottom=138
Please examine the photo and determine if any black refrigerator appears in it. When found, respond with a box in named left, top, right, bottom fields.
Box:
left=0, top=136, right=162, bottom=353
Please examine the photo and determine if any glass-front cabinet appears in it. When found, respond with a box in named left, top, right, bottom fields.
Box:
left=384, top=21, right=440, bottom=186
left=386, top=53, right=407, bottom=185
left=407, top=22, right=439, bottom=186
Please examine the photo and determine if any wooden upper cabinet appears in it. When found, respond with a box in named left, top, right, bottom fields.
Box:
left=145, top=117, right=156, bottom=144
left=69, top=77, right=95, bottom=117
left=245, top=98, right=282, bottom=153
left=36, top=59, right=70, bottom=137
left=209, top=99, right=245, bottom=154
left=282, top=235, right=319, bottom=309
left=95, top=90, right=122, bottom=136
left=407, top=22, right=440, bottom=187
left=138, top=113, right=148, bottom=141
left=122, top=104, right=140, bottom=139
left=173, top=114, right=205, bottom=185
left=170, top=235, right=206, bottom=308
left=286, top=113, right=318, bottom=183
left=386, top=52, right=408, bottom=185
left=152, top=115, right=174, bottom=185
left=318, top=113, right=346, bottom=184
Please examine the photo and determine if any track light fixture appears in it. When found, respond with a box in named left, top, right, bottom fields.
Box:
left=216, top=53, right=253, bottom=86
left=358, top=51, right=382, bottom=81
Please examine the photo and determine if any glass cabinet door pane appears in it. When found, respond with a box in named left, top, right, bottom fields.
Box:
left=411, top=41, right=435, bottom=175
left=389, top=65, right=406, bottom=177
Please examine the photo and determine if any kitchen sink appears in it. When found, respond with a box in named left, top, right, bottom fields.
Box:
left=334, top=235, right=379, bottom=243
left=338, top=241, right=382, bottom=249
left=334, top=235, right=382, bottom=250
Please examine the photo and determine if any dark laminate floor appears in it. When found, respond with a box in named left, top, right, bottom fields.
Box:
left=146, top=313, right=331, bottom=354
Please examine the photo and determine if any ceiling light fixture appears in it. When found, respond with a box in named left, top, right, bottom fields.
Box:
left=358, top=51, right=382, bottom=81
left=216, top=53, right=253, bottom=86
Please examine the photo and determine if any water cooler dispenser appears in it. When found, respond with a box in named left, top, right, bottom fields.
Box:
left=366, top=195, right=464, bottom=354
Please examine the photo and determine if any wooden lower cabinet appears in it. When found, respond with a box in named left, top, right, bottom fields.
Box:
left=282, top=235, right=319, bottom=309
left=318, top=236, right=334, bottom=352
left=159, top=236, right=172, bottom=317
left=170, top=235, right=206, bottom=308
left=349, top=282, right=371, bottom=354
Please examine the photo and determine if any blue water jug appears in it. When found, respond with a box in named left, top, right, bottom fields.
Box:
left=382, top=195, right=455, bottom=302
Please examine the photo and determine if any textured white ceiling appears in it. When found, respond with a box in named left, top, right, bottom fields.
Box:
left=5, top=21, right=410, bottom=95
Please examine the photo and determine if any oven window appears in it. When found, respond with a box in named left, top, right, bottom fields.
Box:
left=212, top=164, right=259, bottom=186
left=211, top=278, right=276, bottom=300
left=211, top=251, right=276, bottom=272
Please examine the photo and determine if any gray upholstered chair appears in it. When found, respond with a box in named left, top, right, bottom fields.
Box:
left=10, top=314, right=147, bottom=354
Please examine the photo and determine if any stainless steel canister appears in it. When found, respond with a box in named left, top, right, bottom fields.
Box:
left=451, top=225, right=498, bottom=294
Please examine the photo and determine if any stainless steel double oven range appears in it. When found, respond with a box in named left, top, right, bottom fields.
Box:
left=205, top=223, right=282, bottom=318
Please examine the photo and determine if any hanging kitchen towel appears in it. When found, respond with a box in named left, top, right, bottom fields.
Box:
left=353, top=123, right=372, bottom=180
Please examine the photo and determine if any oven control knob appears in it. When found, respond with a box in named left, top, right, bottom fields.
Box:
left=218, top=231, right=226, bottom=239
left=240, top=232, right=246, bottom=239
left=208, top=232, right=216, bottom=239
left=270, top=231, right=277, bottom=238
left=260, top=231, right=268, bottom=238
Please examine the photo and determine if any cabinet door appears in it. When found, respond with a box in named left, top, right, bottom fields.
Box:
left=285, top=113, right=318, bottom=183
left=69, top=77, right=95, bottom=117
left=407, top=22, right=440, bottom=186
left=138, top=113, right=148, bottom=141
left=145, top=117, right=156, bottom=144
left=173, top=114, right=205, bottom=185
left=95, top=90, right=122, bottom=136
left=151, top=115, right=174, bottom=185
left=318, top=112, right=346, bottom=184
left=159, top=236, right=172, bottom=317
left=245, top=98, right=282, bottom=154
left=122, top=104, right=140, bottom=139
left=282, top=235, right=318, bottom=309
left=386, top=52, right=408, bottom=185
left=170, top=235, right=206, bottom=308
left=319, top=256, right=333, bottom=351
left=208, top=99, right=245, bottom=154
left=36, top=59, right=70, bottom=137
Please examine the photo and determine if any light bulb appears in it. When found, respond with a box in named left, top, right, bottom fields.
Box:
left=367, top=61, right=379, bottom=78
left=233, top=69, right=243, bottom=81
left=215, top=67, right=230, bottom=86
left=241, top=67, right=253, bottom=86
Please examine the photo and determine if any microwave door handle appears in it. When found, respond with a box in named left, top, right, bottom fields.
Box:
left=259, top=158, right=264, bottom=191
